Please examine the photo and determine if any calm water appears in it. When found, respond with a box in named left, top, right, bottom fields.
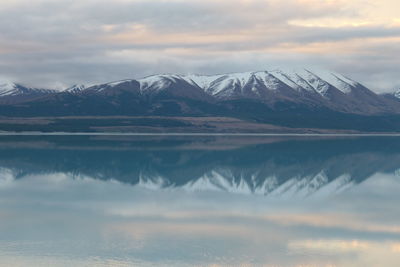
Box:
left=0, top=135, right=400, bottom=267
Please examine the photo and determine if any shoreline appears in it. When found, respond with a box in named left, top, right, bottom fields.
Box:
left=1, top=132, right=400, bottom=136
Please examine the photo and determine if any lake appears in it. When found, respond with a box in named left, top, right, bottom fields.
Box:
left=0, top=135, right=399, bottom=266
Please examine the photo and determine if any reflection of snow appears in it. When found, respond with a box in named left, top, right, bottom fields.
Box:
left=138, top=173, right=169, bottom=190
left=0, top=167, right=15, bottom=187
left=0, top=165, right=376, bottom=199
left=136, top=169, right=355, bottom=198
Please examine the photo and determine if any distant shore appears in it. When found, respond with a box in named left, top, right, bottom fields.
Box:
left=1, top=132, right=400, bottom=136
left=0, top=116, right=398, bottom=135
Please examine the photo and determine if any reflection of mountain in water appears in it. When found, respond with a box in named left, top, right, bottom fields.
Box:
left=0, top=136, right=400, bottom=196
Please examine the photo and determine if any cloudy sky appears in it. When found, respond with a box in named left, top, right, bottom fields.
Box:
left=0, top=0, right=399, bottom=92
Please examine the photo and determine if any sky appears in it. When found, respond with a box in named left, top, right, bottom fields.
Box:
left=0, top=0, right=399, bottom=92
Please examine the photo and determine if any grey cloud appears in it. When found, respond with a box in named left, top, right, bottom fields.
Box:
left=0, top=0, right=398, bottom=92
left=291, top=25, right=400, bottom=44
left=0, top=0, right=353, bottom=42
left=3, top=46, right=398, bottom=93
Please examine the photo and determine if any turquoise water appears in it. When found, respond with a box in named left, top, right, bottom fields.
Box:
left=0, top=136, right=399, bottom=266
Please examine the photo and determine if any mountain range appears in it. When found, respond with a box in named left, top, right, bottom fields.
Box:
left=1, top=136, right=400, bottom=197
left=1, top=69, right=400, bottom=132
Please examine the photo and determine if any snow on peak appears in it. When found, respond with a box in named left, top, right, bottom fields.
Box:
left=252, top=71, right=288, bottom=91
left=46, top=68, right=364, bottom=99
left=138, top=74, right=183, bottom=92
left=311, top=69, right=359, bottom=94
left=220, top=71, right=255, bottom=87
left=0, top=80, right=57, bottom=97
left=261, top=68, right=359, bottom=96
left=0, top=81, right=18, bottom=96
left=88, top=79, right=136, bottom=92
left=0, top=81, right=16, bottom=90
left=281, top=68, right=332, bottom=96
left=267, top=69, right=309, bottom=92
left=203, top=72, right=255, bottom=96
left=181, top=69, right=360, bottom=98
left=184, top=74, right=224, bottom=90
left=394, top=89, right=400, bottom=99
left=65, top=84, right=86, bottom=93
left=107, top=79, right=134, bottom=87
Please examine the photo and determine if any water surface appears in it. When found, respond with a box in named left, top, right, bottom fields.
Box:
left=0, top=136, right=399, bottom=266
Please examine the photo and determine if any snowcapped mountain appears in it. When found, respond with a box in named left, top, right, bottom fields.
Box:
left=97, top=69, right=363, bottom=100
left=0, top=81, right=20, bottom=97
left=135, top=69, right=362, bottom=97
left=1, top=69, right=400, bottom=131
left=183, top=69, right=358, bottom=98
left=0, top=81, right=57, bottom=104
left=70, top=68, right=398, bottom=115
left=0, top=69, right=392, bottom=110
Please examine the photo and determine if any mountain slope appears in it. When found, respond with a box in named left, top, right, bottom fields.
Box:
left=64, top=84, right=86, bottom=94
left=1, top=69, right=397, bottom=114
left=1, top=69, right=400, bottom=132
left=183, top=69, right=398, bottom=114
left=0, top=81, right=57, bottom=104
left=383, top=89, right=400, bottom=101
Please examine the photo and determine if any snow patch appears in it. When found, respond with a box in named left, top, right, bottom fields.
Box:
left=394, top=90, right=400, bottom=99
left=0, top=82, right=18, bottom=96
left=184, top=74, right=224, bottom=90
left=65, top=84, right=86, bottom=94
left=0, top=168, right=16, bottom=187
left=312, top=70, right=358, bottom=94
left=138, top=75, right=183, bottom=93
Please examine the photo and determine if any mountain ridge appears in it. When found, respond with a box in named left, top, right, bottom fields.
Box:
left=0, top=81, right=56, bottom=104
left=1, top=69, right=400, bottom=132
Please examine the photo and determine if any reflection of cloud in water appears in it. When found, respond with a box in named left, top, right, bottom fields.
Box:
left=0, top=136, right=400, bottom=266
left=289, top=240, right=400, bottom=267
left=1, top=169, right=400, bottom=266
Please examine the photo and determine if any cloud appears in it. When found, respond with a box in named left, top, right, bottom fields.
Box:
left=0, top=0, right=399, bottom=92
